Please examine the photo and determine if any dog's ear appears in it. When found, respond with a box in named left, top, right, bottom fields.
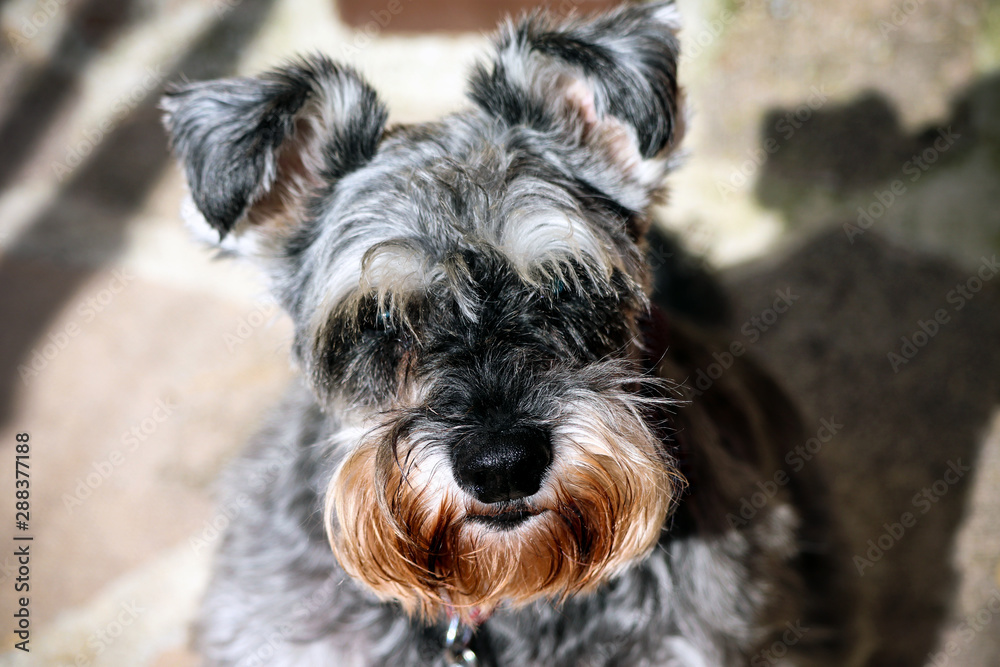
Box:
left=469, top=1, right=684, bottom=212
left=161, top=55, right=387, bottom=252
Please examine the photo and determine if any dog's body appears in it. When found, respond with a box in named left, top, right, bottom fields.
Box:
left=193, top=325, right=855, bottom=667
left=163, top=3, right=858, bottom=665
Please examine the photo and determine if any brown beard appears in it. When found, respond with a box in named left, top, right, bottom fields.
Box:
left=325, top=396, right=682, bottom=624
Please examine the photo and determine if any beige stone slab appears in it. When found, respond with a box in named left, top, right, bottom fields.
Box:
left=0, top=258, right=294, bottom=644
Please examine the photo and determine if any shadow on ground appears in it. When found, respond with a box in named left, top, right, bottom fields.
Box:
left=0, top=0, right=141, bottom=193
left=0, top=0, right=279, bottom=427
left=722, top=71, right=1000, bottom=666
left=752, top=70, right=1000, bottom=259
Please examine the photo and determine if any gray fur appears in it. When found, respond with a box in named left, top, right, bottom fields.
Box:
left=194, top=377, right=855, bottom=667
left=163, top=3, right=861, bottom=665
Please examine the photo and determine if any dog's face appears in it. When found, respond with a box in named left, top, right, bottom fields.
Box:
left=164, top=2, right=685, bottom=622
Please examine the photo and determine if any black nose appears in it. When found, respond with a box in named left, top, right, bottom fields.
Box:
left=450, top=426, right=553, bottom=504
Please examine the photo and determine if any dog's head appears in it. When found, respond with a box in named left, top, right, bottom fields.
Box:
left=163, top=1, right=685, bottom=623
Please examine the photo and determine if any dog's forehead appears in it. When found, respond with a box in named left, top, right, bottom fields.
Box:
left=301, top=113, right=636, bottom=320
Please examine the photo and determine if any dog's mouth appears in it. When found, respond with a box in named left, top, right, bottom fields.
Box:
left=465, top=506, right=544, bottom=531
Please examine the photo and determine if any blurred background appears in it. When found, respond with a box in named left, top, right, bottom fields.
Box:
left=0, top=0, right=999, bottom=664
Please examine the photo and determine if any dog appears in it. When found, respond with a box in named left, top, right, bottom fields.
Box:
left=162, top=2, right=859, bottom=665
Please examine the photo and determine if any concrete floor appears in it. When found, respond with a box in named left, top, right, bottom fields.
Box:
left=0, top=0, right=998, bottom=664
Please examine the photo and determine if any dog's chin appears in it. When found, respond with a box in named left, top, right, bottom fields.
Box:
left=465, top=503, right=546, bottom=531
left=325, top=435, right=679, bottom=625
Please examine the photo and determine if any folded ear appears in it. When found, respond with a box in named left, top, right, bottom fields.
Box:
left=161, top=55, right=387, bottom=253
left=468, top=1, right=684, bottom=212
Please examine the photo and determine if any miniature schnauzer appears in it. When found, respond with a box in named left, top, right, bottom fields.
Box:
left=163, top=2, right=858, bottom=665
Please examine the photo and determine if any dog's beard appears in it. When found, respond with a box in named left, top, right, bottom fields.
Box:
left=325, top=374, right=682, bottom=624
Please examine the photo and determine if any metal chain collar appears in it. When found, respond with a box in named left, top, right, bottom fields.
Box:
left=443, top=614, right=479, bottom=667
